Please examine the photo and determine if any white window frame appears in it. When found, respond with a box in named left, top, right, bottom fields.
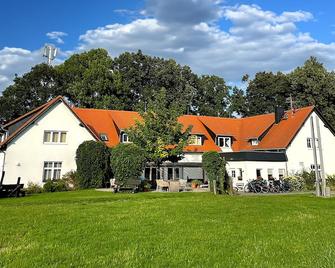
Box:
left=237, top=168, right=243, bottom=181
left=44, top=131, right=67, bottom=144
left=121, top=133, right=131, bottom=143
left=217, top=136, right=231, bottom=148
left=230, top=169, right=236, bottom=178
left=189, top=135, right=202, bottom=145
left=43, top=161, right=62, bottom=182
left=267, top=169, right=274, bottom=180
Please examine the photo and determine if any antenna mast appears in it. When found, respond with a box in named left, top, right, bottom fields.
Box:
left=43, top=44, right=57, bottom=65
left=286, top=94, right=296, bottom=115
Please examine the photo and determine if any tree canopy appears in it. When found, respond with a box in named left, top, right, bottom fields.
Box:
left=1, top=50, right=335, bottom=127
left=127, top=88, right=191, bottom=167
left=241, top=57, right=335, bottom=126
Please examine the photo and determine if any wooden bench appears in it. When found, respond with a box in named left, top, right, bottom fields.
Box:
left=0, top=172, right=26, bottom=198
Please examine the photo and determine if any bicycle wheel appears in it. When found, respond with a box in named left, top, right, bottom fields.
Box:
left=244, top=184, right=250, bottom=193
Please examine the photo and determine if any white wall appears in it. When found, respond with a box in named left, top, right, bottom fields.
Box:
left=226, top=161, right=287, bottom=187
left=3, top=102, right=95, bottom=185
left=286, top=112, right=335, bottom=176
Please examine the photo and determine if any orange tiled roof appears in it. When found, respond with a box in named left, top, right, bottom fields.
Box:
left=73, top=105, right=314, bottom=152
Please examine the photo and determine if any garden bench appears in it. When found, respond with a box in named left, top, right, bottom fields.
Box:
left=0, top=172, right=25, bottom=198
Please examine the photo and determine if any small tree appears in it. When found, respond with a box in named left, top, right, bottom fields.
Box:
left=76, top=141, right=111, bottom=188
left=202, top=151, right=227, bottom=194
left=110, top=143, right=146, bottom=187
left=127, top=88, right=191, bottom=178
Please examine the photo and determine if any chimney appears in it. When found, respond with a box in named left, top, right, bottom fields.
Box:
left=275, top=107, right=285, bottom=124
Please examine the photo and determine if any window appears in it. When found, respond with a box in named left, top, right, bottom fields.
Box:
left=278, top=169, right=285, bottom=179
left=267, top=169, right=274, bottom=180
left=167, top=168, right=173, bottom=180
left=307, top=138, right=318, bottom=149
left=217, top=136, right=231, bottom=148
left=256, top=169, right=262, bottom=179
left=44, top=131, right=67, bottom=144
left=175, top=168, right=180, bottom=179
left=188, top=135, right=202, bottom=145
left=43, top=161, right=62, bottom=181
left=121, top=133, right=130, bottom=143
left=238, top=168, right=243, bottom=181
left=99, top=133, right=108, bottom=141
left=251, top=139, right=259, bottom=146
left=230, top=169, right=236, bottom=178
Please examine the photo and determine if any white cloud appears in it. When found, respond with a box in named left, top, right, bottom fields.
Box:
left=0, top=47, right=43, bottom=91
left=46, top=31, right=68, bottom=44
left=78, top=3, right=335, bottom=81
left=1, top=2, right=335, bottom=93
left=0, top=47, right=66, bottom=92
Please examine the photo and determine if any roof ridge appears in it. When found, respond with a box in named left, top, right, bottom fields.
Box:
left=1, top=96, right=63, bottom=147
left=73, top=107, right=140, bottom=113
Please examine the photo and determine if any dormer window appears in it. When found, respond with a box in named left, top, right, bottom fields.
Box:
left=99, top=133, right=108, bottom=141
left=188, top=135, right=202, bottom=145
left=251, top=139, right=259, bottom=146
left=121, top=133, right=131, bottom=143
left=217, top=136, right=231, bottom=148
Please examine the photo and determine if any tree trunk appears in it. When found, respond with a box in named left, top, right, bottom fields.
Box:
left=213, top=179, right=217, bottom=195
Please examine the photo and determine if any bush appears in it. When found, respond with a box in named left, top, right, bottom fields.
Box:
left=110, top=143, right=146, bottom=187
left=26, top=182, right=43, bottom=194
left=327, top=174, right=335, bottom=190
left=43, top=180, right=56, bottom=192
left=284, top=175, right=305, bottom=191
left=202, top=151, right=227, bottom=194
left=138, top=180, right=152, bottom=192
left=62, top=171, right=79, bottom=190
left=43, top=179, right=69, bottom=192
left=76, top=141, right=112, bottom=189
left=299, top=171, right=315, bottom=190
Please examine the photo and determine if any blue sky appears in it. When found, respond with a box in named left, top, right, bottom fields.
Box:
left=1, top=0, right=335, bottom=91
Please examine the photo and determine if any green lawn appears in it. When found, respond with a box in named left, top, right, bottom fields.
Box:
left=1, top=191, right=335, bottom=267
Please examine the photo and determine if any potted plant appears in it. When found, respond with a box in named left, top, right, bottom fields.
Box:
left=191, top=180, right=202, bottom=189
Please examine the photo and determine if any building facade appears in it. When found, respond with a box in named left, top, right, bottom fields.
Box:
left=1, top=96, right=334, bottom=187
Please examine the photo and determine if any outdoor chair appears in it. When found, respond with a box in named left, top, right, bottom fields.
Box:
left=156, top=179, right=169, bottom=192
left=169, top=180, right=180, bottom=192
left=179, top=179, right=188, bottom=191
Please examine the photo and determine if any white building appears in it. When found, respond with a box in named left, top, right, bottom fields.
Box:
left=0, top=96, right=334, bottom=187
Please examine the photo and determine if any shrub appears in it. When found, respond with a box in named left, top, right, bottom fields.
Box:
left=139, top=180, right=152, bottom=192
left=110, top=143, right=146, bottom=187
left=43, top=179, right=69, bottom=192
left=299, top=171, right=315, bottom=190
left=327, top=174, right=335, bottom=190
left=62, top=171, right=79, bottom=190
left=43, top=180, right=56, bottom=192
left=76, top=141, right=112, bottom=189
left=284, top=175, right=305, bottom=191
left=202, top=151, right=227, bottom=194
left=54, top=179, right=68, bottom=192
left=26, top=182, right=43, bottom=194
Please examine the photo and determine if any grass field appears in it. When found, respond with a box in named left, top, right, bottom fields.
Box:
left=1, top=191, right=335, bottom=267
